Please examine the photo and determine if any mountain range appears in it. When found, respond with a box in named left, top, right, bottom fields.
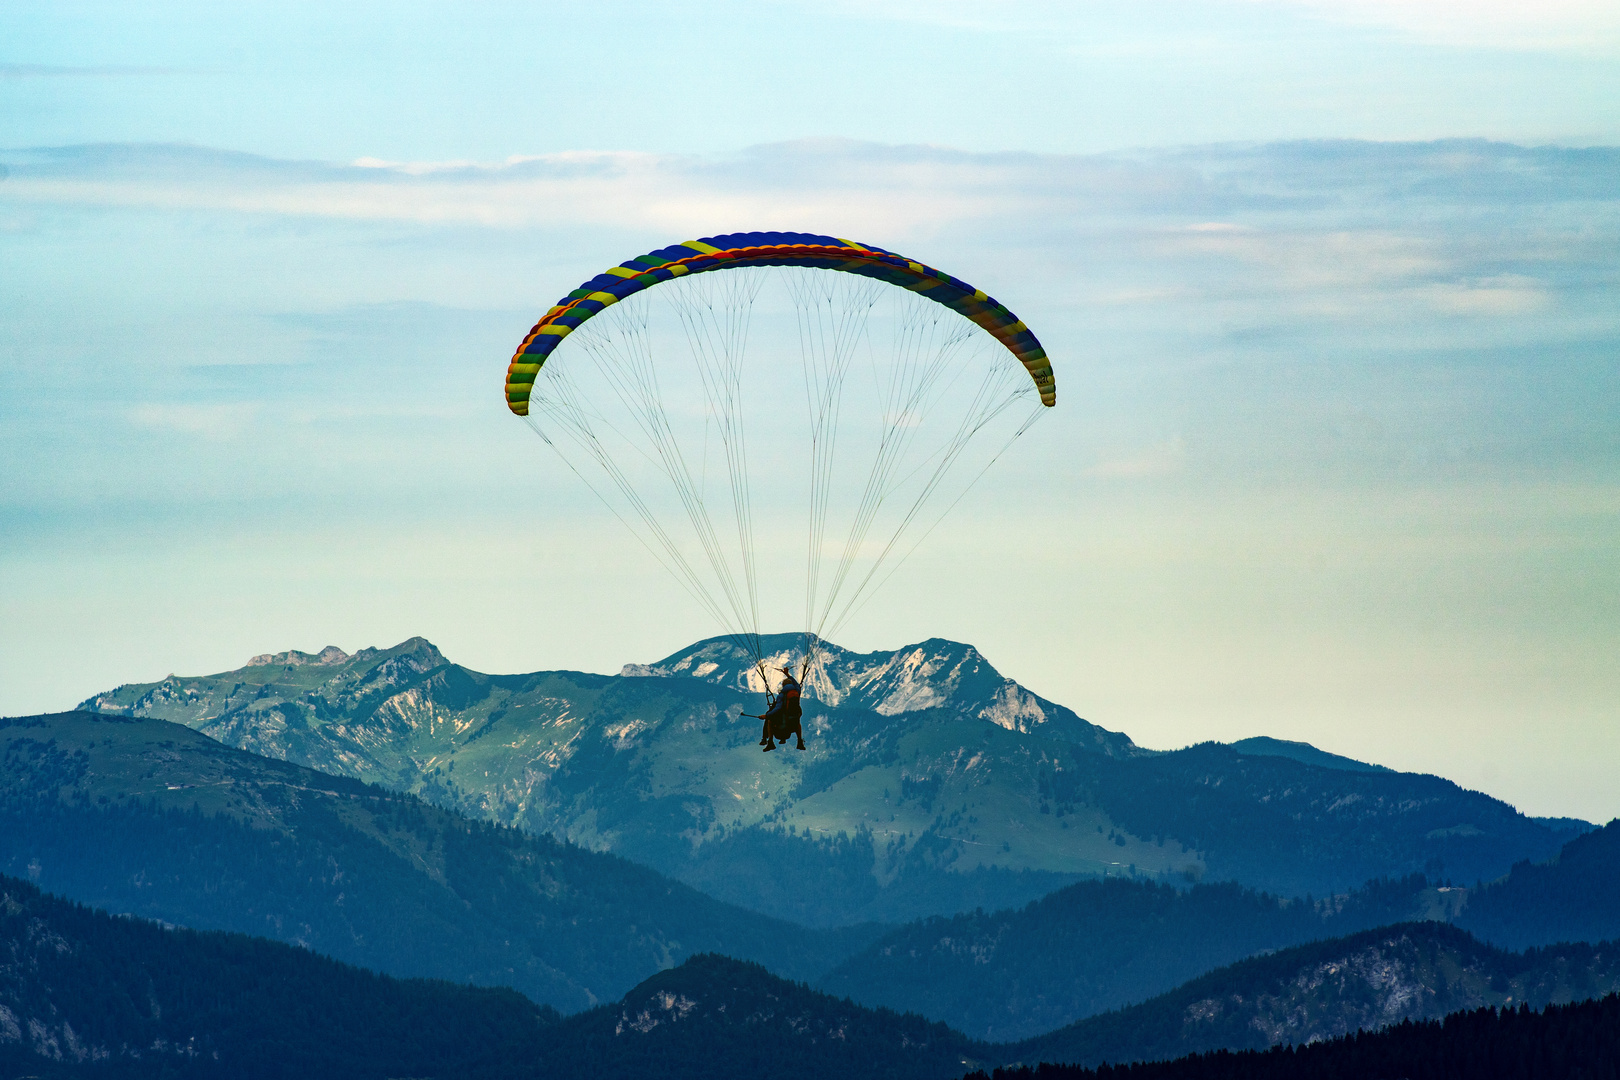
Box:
left=10, top=705, right=1616, bottom=1047
left=79, top=634, right=1571, bottom=922
left=6, top=867, right=1618, bottom=1080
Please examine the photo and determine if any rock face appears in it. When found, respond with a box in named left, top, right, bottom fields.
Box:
left=623, top=634, right=1136, bottom=757
left=78, top=635, right=1564, bottom=925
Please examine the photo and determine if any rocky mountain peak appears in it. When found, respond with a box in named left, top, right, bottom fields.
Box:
left=623, top=633, right=1137, bottom=756
left=381, top=636, right=447, bottom=670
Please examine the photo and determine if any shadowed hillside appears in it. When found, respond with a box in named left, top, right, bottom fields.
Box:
left=539, top=953, right=987, bottom=1080
left=0, top=872, right=555, bottom=1079
left=972, top=994, right=1620, bottom=1080
left=0, top=710, right=882, bottom=1011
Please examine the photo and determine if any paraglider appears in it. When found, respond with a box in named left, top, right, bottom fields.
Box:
left=505, top=232, right=1056, bottom=742
left=748, top=666, right=804, bottom=753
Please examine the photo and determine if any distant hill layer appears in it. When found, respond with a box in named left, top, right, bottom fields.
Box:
left=0, top=872, right=556, bottom=1080
left=820, top=817, right=1620, bottom=1041
left=0, top=710, right=881, bottom=1012
left=77, top=635, right=1566, bottom=919
left=5, top=873, right=1618, bottom=1080
left=1015, top=922, right=1620, bottom=1069
left=817, top=874, right=1437, bottom=1041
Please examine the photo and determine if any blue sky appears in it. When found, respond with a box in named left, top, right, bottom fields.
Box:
left=3, top=1, right=1618, bottom=821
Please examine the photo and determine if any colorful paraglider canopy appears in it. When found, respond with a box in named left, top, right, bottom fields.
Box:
left=504, top=231, right=1054, bottom=414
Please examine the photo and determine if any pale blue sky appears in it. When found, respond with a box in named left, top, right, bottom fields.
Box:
left=3, top=1, right=1617, bottom=821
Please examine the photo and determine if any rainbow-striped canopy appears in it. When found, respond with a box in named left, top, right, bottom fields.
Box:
left=505, top=231, right=1054, bottom=415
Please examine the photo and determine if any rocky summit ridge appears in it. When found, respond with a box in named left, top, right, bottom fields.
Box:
left=622, top=633, right=1137, bottom=756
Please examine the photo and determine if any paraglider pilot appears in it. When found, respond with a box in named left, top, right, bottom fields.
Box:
left=757, top=666, right=805, bottom=752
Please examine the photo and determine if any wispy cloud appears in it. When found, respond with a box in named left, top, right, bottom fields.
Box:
left=3, top=138, right=1610, bottom=338
left=6, top=137, right=1612, bottom=226
left=0, top=141, right=1094, bottom=235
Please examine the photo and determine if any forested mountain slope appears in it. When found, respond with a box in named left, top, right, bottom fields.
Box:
left=975, top=994, right=1620, bottom=1080
left=1457, top=818, right=1620, bottom=949
left=0, top=877, right=981, bottom=1080
left=5, top=875, right=1618, bottom=1080
left=817, top=874, right=1438, bottom=1040
left=77, top=636, right=1565, bottom=918
left=1061, top=741, right=1560, bottom=896
left=0, top=710, right=881, bottom=1012
left=539, top=953, right=986, bottom=1080
left=1012, top=922, right=1620, bottom=1069
left=0, top=873, right=555, bottom=1080
left=819, top=816, right=1620, bottom=1040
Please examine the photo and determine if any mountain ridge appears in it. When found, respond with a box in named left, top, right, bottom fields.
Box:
left=75, top=634, right=1567, bottom=920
